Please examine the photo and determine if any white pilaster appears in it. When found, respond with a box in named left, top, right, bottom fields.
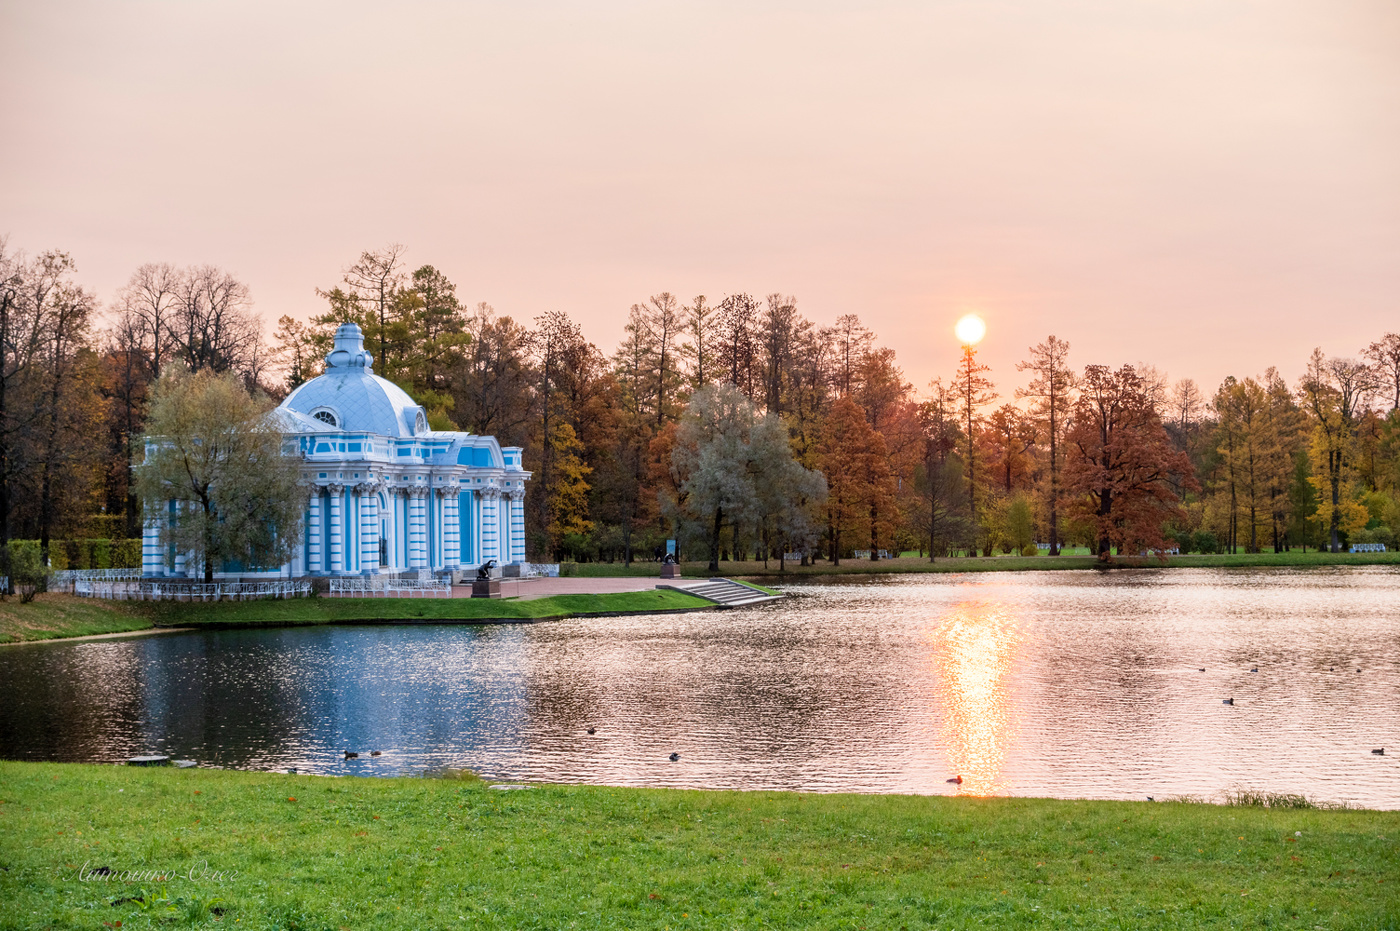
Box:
left=308, top=490, right=323, bottom=574
left=443, top=488, right=460, bottom=570
left=359, top=482, right=379, bottom=574
left=408, top=488, right=427, bottom=568
left=481, top=487, right=501, bottom=563
left=328, top=482, right=345, bottom=573
left=509, top=489, right=526, bottom=563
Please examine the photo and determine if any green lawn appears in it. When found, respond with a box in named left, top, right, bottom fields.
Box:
left=0, top=590, right=713, bottom=644
left=0, top=762, right=1394, bottom=930
left=570, top=550, right=1400, bottom=579
left=0, top=595, right=153, bottom=644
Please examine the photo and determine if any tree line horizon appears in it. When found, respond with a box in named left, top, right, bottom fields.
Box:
left=3, top=237, right=1399, bottom=570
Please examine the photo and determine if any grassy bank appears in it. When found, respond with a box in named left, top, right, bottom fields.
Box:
left=0, top=762, right=1394, bottom=930
left=0, top=595, right=153, bottom=644
left=574, top=550, right=1400, bottom=579
left=0, top=589, right=712, bottom=644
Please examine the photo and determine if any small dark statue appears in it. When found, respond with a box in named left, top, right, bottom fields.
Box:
left=476, top=559, right=497, bottom=580
left=661, top=552, right=677, bottom=566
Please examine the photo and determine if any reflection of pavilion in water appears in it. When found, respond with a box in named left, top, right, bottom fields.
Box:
left=928, top=599, right=1023, bottom=795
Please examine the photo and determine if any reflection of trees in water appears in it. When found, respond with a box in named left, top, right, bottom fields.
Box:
left=519, top=621, right=918, bottom=763
left=927, top=600, right=1022, bottom=796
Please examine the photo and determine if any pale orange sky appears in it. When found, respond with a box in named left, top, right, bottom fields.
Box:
left=2, top=0, right=1397, bottom=395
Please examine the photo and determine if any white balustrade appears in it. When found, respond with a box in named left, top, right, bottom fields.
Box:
left=326, top=577, right=451, bottom=598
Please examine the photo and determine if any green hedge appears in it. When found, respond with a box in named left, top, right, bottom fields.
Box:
left=15, top=538, right=142, bottom=570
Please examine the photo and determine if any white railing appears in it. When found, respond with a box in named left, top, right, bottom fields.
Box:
left=49, top=568, right=143, bottom=593
left=75, top=580, right=311, bottom=601
left=520, top=563, right=559, bottom=578
left=52, top=568, right=143, bottom=582
left=327, top=577, right=452, bottom=598
left=1350, top=543, right=1388, bottom=553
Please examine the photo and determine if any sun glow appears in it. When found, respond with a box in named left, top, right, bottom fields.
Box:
left=954, top=314, right=986, bottom=346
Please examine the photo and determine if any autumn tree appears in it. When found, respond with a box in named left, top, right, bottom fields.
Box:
left=953, top=342, right=997, bottom=547
left=1016, top=335, right=1074, bottom=554
left=817, top=397, right=897, bottom=562
left=545, top=421, right=593, bottom=557
left=715, top=293, right=759, bottom=400
left=680, top=295, right=718, bottom=391
left=1297, top=349, right=1376, bottom=551
left=917, top=379, right=967, bottom=560
left=135, top=369, right=303, bottom=582
left=1063, top=364, right=1198, bottom=559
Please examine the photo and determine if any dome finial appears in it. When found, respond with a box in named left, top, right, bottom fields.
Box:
left=325, top=322, right=373, bottom=370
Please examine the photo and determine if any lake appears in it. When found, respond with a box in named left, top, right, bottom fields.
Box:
left=2, top=567, right=1397, bottom=807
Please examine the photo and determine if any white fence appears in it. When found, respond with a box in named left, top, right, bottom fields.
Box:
left=1350, top=543, right=1388, bottom=553
left=327, top=577, right=452, bottom=598
left=520, top=563, right=560, bottom=578
left=49, top=568, right=143, bottom=593
left=52, top=568, right=143, bottom=582
left=851, top=550, right=892, bottom=560
left=74, top=580, right=311, bottom=601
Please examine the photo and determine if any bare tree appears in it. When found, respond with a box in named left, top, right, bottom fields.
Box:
left=317, top=245, right=407, bottom=373
left=1364, top=333, right=1400, bottom=411
left=1017, top=335, right=1075, bottom=554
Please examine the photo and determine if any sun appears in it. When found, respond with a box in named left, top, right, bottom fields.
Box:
left=955, top=314, right=986, bottom=346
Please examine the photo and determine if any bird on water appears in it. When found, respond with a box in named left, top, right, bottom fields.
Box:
left=344, top=751, right=358, bottom=759
left=1222, top=698, right=1234, bottom=705
left=669, top=752, right=680, bottom=762
left=946, top=776, right=962, bottom=784
left=587, top=728, right=596, bottom=735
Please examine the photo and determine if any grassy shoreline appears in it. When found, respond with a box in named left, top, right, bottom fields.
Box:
left=574, top=549, right=1400, bottom=579
left=0, top=589, right=713, bottom=645
left=0, top=761, right=1394, bottom=930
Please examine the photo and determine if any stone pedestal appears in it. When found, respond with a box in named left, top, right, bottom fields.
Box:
left=471, top=578, right=502, bottom=598
left=660, top=564, right=681, bottom=579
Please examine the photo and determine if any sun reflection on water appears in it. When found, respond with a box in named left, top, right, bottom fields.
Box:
left=928, top=599, right=1023, bottom=796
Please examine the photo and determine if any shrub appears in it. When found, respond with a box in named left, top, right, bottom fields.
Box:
left=1021, top=544, right=1039, bottom=556
left=1192, top=530, right=1220, bottom=554
left=1, top=541, right=48, bottom=603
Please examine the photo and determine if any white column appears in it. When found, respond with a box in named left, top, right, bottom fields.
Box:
left=481, top=487, right=500, bottom=563
left=172, top=504, right=188, bottom=577
left=308, top=490, right=323, bottom=574
left=359, top=483, right=379, bottom=574
left=142, top=506, right=164, bottom=577
left=328, top=482, right=344, bottom=573
left=509, top=490, right=526, bottom=564
left=432, top=488, right=447, bottom=569
left=443, top=488, right=460, bottom=569
left=408, top=488, right=427, bottom=568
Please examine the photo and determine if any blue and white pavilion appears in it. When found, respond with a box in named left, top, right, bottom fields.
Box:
left=141, top=322, right=530, bottom=578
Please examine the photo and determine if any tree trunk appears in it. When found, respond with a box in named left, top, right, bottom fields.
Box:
left=1097, top=489, right=1113, bottom=559
left=707, top=506, right=723, bottom=572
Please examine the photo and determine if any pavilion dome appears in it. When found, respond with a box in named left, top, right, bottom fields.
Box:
left=278, top=322, right=428, bottom=437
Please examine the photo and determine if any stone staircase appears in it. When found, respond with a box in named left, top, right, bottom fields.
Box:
left=659, top=578, right=783, bottom=608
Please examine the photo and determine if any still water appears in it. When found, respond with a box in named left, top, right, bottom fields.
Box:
left=2, top=567, right=1397, bottom=807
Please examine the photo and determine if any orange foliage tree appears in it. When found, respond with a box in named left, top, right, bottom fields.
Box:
left=818, top=397, right=897, bottom=562
left=1063, top=365, right=1198, bottom=559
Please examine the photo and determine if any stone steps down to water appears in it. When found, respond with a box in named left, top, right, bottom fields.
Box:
left=658, top=579, right=782, bottom=608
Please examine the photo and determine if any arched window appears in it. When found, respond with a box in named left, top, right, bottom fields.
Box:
left=312, top=409, right=338, bottom=427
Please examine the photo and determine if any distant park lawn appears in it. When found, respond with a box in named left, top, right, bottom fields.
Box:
left=0, top=589, right=712, bottom=644
left=0, top=761, right=1395, bottom=930
left=576, top=549, right=1400, bottom=579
